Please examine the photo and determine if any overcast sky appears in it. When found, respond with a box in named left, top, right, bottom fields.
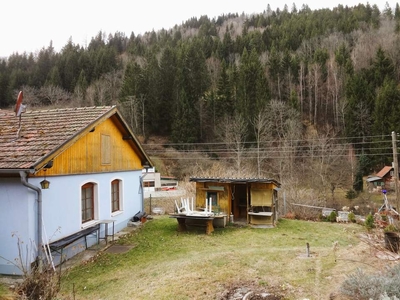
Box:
left=0, top=0, right=392, bottom=58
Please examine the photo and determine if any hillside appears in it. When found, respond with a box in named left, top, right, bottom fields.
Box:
left=2, top=4, right=400, bottom=212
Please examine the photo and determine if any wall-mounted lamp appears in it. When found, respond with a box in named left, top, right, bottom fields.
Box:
left=40, top=169, right=50, bottom=189
left=40, top=179, right=50, bottom=189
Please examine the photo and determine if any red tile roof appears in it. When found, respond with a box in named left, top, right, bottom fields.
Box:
left=0, top=106, right=116, bottom=171
left=376, top=166, right=393, bottom=178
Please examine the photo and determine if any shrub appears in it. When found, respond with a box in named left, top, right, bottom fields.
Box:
left=340, top=265, right=400, bottom=299
left=16, top=265, right=60, bottom=300
left=284, top=212, right=296, bottom=219
left=346, top=189, right=357, bottom=200
left=328, top=211, right=337, bottom=222
left=384, top=224, right=399, bottom=233
left=365, top=213, right=375, bottom=230
left=3, top=236, right=61, bottom=300
left=348, top=212, right=356, bottom=223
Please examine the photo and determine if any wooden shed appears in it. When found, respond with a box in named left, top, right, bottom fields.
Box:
left=189, top=177, right=281, bottom=227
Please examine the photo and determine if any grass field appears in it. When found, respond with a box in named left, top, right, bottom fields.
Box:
left=46, top=216, right=388, bottom=300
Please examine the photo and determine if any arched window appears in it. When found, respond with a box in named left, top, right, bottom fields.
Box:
left=111, top=179, right=121, bottom=212
left=82, top=183, right=95, bottom=223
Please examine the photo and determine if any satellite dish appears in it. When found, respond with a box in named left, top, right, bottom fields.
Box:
left=15, top=91, right=25, bottom=117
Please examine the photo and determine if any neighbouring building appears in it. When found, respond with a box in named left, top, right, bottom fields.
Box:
left=142, top=167, right=178, bottom=192
left=189, top=177, right=281, bottom=227
left=367, top=165, right=399, bottom=192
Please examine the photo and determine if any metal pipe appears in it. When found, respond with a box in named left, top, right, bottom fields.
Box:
left=19, top=171, right=43, bottom=271
left=139, top=172, right=149, bottom=213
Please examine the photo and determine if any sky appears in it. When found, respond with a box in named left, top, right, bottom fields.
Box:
left=0, top=0, right=392, bottom=58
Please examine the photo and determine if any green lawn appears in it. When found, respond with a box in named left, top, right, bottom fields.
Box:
left=53, top=216, right=378, bottom=300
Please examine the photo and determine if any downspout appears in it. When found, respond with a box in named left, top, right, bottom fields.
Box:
left=19, top=171, right=43, bottom=271
left=140, top=172, right=148, bottom=213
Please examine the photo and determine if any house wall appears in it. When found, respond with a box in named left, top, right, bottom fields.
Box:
left=0, top=178, right=37, bottom=275
left=40, top=170, right=141, bottom=240
left=34, top=118, right=142, bottom=176
left=0, top=170, right=142, bottom=275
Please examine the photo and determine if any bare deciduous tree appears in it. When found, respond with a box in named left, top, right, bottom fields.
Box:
left=304, top=126, right=353, bottom=207
left=218, top=114, right=248, bottom=177
left=16, top=85, right=71, bottom=109
left=251, top=106, right=269, bottom=177
left=118, top=95, right=145, bottom=136
left=39, top=85, right=71, bottom=107
left=86, top=70, right=123, bottom=106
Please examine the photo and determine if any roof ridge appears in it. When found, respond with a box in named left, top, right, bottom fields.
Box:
left=23, top=105, right=115, bottom=114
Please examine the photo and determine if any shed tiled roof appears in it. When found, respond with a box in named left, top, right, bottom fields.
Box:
left=0, top=106, right=116, bottom=171
left=376, top=166, right=393, bottom=178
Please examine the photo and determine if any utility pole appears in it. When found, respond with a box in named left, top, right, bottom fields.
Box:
left=392, top=131, right=399, bottom=211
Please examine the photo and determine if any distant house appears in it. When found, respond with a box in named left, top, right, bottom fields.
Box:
left=366, top=165, right=398, bottom=191
left=189, top=177, right=281, bottom=227
left=142, top=167, right=178, bottom=192
left=0, top=106, right=152, bottom=275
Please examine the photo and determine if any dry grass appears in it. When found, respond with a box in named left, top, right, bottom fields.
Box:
left=53, top=216, right=394, bottom=300
left=0, top=285, right=14, bottom=300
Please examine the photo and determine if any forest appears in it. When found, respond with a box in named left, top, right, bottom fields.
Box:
left=1, top=3, right=400, bottom=209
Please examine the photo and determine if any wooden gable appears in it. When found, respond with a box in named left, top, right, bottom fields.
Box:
left=35, top=117, right=142, bottom=177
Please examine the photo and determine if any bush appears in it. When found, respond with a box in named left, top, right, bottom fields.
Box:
left=346, top=189, right=357, bottom=200
left=16, top=265, right=60, bottom=300
left=328, top=211, right=337, bottom=222
left=365, top=213, right=375, bottom=230
left=284, top=212, right=296, bottom=219
left=340, top=265, right=400, bottom=299
left=3, top=236, right=61, bottom=300
left=348, top=212, right=356, bottom=223
left=384, top=224, right=399, bottom=233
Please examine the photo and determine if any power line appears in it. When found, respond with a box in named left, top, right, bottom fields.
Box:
left=143, top=134, right=393, bottom=147
left=143, top=134, right=397, bottom=161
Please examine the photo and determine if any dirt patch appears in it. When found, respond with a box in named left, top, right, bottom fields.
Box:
left=219, top=280, right=285, bottom=300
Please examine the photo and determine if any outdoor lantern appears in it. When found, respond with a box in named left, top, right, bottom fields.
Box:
left=40, top=179, right=50, bottom=189
left=40, top=169, right=50, bottom=189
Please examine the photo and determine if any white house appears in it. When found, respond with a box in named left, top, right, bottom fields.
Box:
left=142, top=167, right=178, bottom=192
left=0, top=106, right=152, bottom=275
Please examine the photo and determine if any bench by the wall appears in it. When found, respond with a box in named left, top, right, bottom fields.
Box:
left=47, top=223, right=100, bottom=267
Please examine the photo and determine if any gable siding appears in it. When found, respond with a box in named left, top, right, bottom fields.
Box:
left=35, top=118, right=142, bottom=176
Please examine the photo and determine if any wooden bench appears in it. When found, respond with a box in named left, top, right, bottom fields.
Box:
left=48, top=223, right=100, bottom=266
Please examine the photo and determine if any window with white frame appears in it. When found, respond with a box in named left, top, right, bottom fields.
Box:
left=111, top=179, right=122, bottom=212
left=82, top=182, right=96, bottom=223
